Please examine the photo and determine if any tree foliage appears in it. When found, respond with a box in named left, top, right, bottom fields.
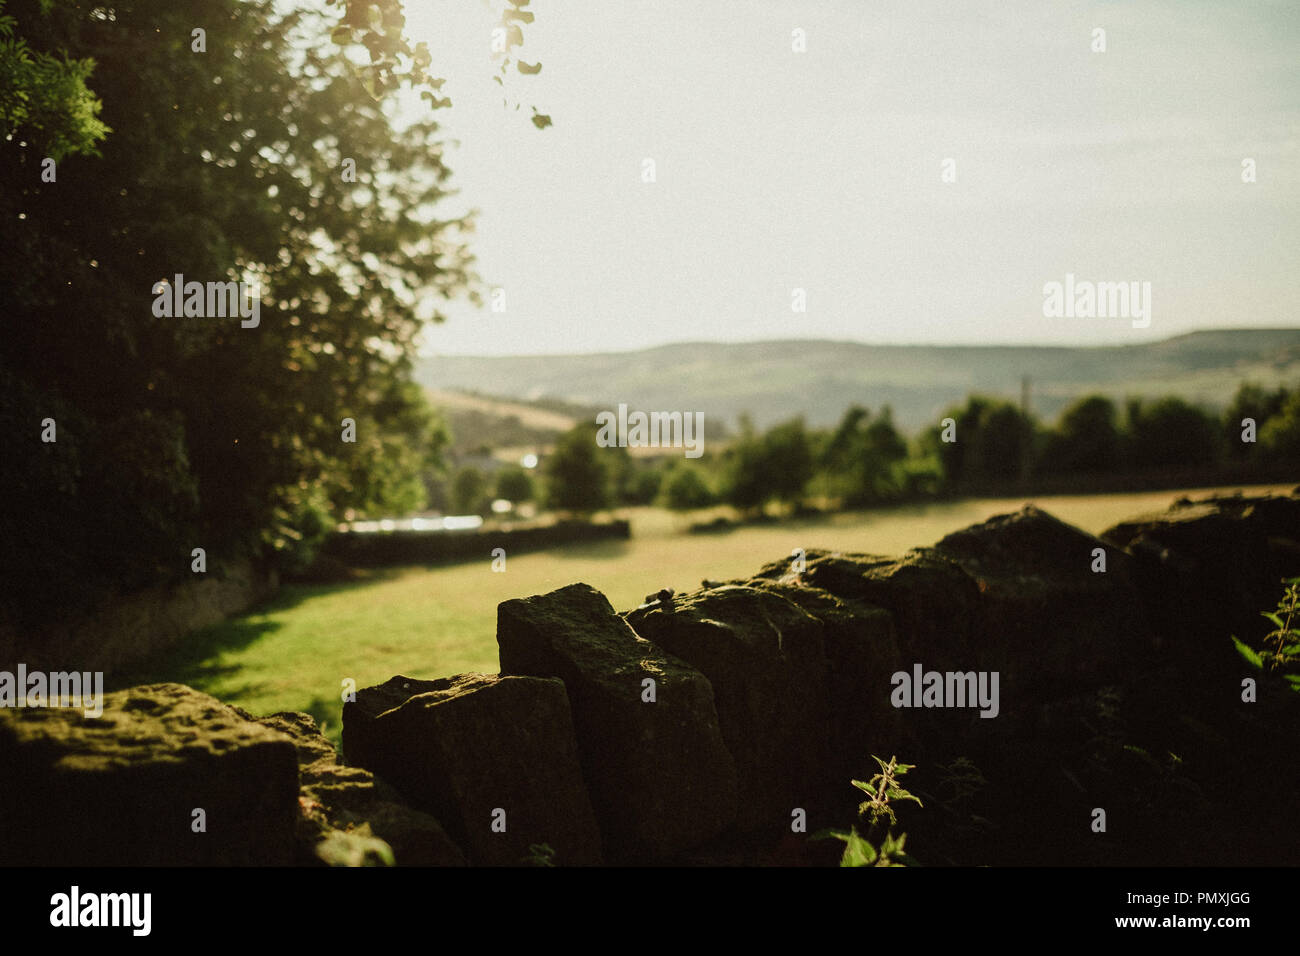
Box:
left=1124, top=397, right=1220, bottom=469
left=452, top=466, right=487, bottom=515
left=545, top=424, right=609, bottom=515
left=929, top=397, right=1037, bottom=485
left=0, top=0, right=466, bottom=623
left=1223, top=383, right=1287, bottom=459
left=660, top=464, right=713, bottom=512
left=1039, top=395, right=1121, bottom=474
left=0, top=0, right=109, bottom=159
left=325, top=0, right=550, bottom=126
left=495, top=465, right=535, bottom=504
left=820, top=404, right=908, bottom=506
left=1259, top=390, right=1300, bottom=463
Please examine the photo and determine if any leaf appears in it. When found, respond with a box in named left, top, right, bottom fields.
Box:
left=517, top=60, right=542, bottom=75
left=839, top=830, right=877, bottom=867
left=810, top=828, right=851, bottom=843
left=1231, top=635, right=1264, bottom=670
left=531, top=112, right=552, bottom=129
left=1261, top=611, right=1285, bottom=628
left=330, top=26, right=352, bottom=45
left=886, top=787, right=923, bottom=807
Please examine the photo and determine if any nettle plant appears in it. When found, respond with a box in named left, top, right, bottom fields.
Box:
left=1232, top=577, right=1300, bottom=693
left=818, top=755, right=924, bottom=867
left=522, top=843, right=556, bottom=867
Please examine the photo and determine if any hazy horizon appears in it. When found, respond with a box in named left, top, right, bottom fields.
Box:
left=419, top=325, right=1300, bottom=360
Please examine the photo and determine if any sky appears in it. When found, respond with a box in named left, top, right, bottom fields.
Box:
left=395, top=0, right=1300, bottom=356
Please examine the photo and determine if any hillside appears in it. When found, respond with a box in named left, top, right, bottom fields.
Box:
left=416, top=330, right=1300, bottom=433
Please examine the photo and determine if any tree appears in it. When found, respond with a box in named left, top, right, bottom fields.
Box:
left=971, top=403, right=1037, bottom=482
left=857, top=407, right=908, bottom=503
left=929, top=397, right=1035, bottom=486
left=761, top=417, right=815, bottom=510
left=930, top=397, right=990, bottom=486
left=1224, top=383, right=1288, bottom=459
left=1125, top=397, right=1221, bottom=469
left=621, top=463, right=663, bottom=506
left=545, top=424, right=609, bottom=515
left=0, top=0, right=110, bottom=159
left=661, top=465, right=713, bottom=511
left=1259, top=390, right=1300, bottom=464
left=0, top=0, right=473, bottom=624
left=822, top=405, right=870, bottom=474
left=1040, top=395, right=1121, bottom=474
left=721, top=415, right=772, bottom=516
left=820, top=405, right=907, bottom=506
left=452, top=466, right=487, bottom=515
left=495, top=466, right=535, bottom=504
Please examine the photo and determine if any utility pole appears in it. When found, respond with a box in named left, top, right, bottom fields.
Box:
left=1020, top=376, right=1032, bottom=485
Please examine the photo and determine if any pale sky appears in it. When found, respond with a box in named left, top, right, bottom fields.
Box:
left=396, top=0, right=1299, bottom=356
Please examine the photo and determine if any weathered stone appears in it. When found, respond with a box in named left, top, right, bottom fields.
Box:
left=246, top=709, right=465, bottom=867
left=0, top=683, right=298, bottom=865
left=747, top=549, right=992, bottom=766
left=624, top=584, right=831, bottom=832
left=754, top=548, right=982, bottom=672
left=745, top=581, right=907, bottom=788
left=497, top=583, right=737, bottom=860
left=343, top=673, right=602, bottom=866
left=934, top=505, right=1156, bottom=696
left=1101, top=493, right=1300, bottom=665
left=252, top=710, right=337, bottom=764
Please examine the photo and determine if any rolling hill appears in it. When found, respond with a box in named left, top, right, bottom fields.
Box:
left=416, top=330, right=1300, bottom=434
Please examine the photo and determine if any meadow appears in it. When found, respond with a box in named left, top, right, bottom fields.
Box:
left=116, top=484, right=1294, bottom=744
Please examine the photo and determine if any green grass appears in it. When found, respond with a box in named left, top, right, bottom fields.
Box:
left=116, top=484, right=1295, bottom=746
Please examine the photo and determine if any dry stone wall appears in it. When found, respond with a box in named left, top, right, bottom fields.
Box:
left=2, top=491, right=1297, bottom=866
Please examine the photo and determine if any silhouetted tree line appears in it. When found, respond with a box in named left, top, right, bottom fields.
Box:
left=931, top=384, right=1300, bottom=487
left=539, top=383, right=1300, bottom=518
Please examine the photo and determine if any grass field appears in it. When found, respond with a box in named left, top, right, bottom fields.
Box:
left=115, top=483, right=1295, bottom=744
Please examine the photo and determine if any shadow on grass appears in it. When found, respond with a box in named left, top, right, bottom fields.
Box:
left=109, top=618, right=284, bottom=693
left=256, top=568, right=407, bottom=614
left=535, top=539, right=632, bottom=562
left=110, top=569, right=408, bottom=695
